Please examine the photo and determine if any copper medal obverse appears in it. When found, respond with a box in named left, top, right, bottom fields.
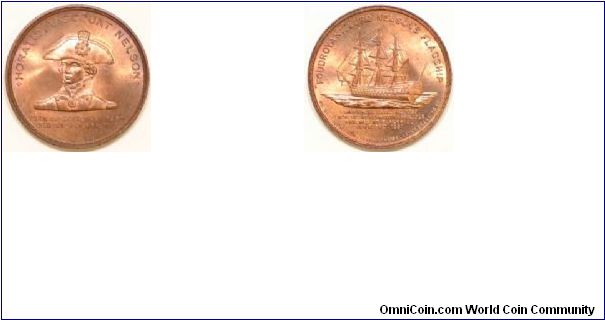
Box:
left=6, top=6, right=149, bottom=149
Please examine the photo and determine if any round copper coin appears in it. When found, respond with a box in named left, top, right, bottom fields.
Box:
left=308, top=6, right=451, bottom=149
left=6, top=5, right=148, bottom=149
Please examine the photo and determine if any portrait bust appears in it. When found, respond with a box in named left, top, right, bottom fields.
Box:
left=34, top=30, right=117, bottom=112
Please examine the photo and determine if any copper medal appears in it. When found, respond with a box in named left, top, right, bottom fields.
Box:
left=6, top=5, right=148, bottom=149
left=309, top=6, right=451, bottom=149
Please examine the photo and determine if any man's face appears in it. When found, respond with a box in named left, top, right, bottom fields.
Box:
left=60, top=60, right=85, bottom=85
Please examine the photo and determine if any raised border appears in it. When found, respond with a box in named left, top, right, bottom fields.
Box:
left=307, top=5, right=453, bottom=150
left=4, top=4, right=150, bottom=150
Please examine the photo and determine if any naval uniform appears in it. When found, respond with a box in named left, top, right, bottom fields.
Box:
left=34, top=82, right=117, bottom=111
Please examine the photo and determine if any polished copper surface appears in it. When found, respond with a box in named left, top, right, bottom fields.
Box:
left=308, top=6, right=451, bottom=149
left=6, top=5, right=148, bottom=149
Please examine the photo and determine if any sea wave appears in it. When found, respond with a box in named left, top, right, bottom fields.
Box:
left=323, top=92, right=437, bottom=109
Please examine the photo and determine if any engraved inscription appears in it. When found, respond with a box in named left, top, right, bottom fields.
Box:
left=376, top=13, right=421, bottom=33
left=337, top=109, right=425, bottom=130
left=13, top=28, right=47, bottom=87
left=30, top=114, right=125, bottom=129
left=421, top=35, right=445, bottom=83
left=314, top=33, right=342, bottom=85
left=115, top=30, right=143, bottom=79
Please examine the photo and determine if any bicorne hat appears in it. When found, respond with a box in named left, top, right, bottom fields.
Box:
left=43, top=30, right=114, bottom=65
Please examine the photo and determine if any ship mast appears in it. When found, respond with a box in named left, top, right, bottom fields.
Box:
left=390, top=35, right=408, bottom=84
left=352, top=32, right=364, bottom=86
left=371, top=29, right=388, bottom=86
left=391, top=35, right=401, bottom=84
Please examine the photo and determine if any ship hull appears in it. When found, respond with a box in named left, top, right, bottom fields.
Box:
left=350, top=81, right=423, bottom=102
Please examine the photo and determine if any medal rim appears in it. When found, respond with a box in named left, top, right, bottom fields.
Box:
left=307, top=5, right=453, bottom=150
left=5, top=4, right=150, bottom=150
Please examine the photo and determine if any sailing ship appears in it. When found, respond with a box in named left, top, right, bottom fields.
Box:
left=337, top=31, right=425, bottom=103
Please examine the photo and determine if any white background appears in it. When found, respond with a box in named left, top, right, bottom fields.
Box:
left=2, top=2, right=604, bottom=319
